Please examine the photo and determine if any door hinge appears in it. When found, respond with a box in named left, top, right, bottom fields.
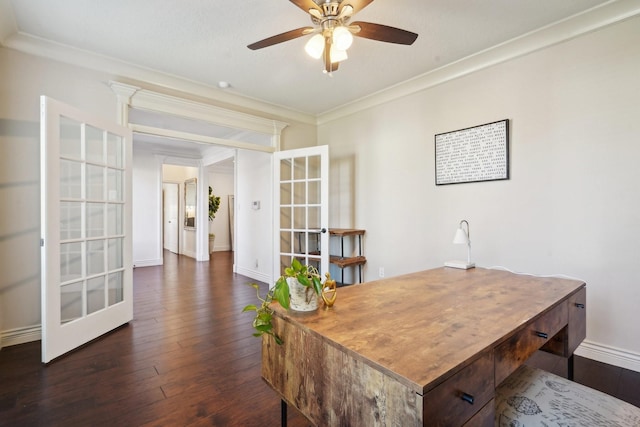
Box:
left=40, top=238, right=44, bottom=247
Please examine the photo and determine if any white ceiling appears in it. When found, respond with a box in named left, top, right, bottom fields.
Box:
left=1, top=0, right=617, bottom=116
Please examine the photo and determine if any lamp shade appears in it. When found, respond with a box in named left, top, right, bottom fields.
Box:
left=332, top=26, right=353, bottom=51
left=305, top=34, right=325, bottom=59
left=453, top=227, right=469, bottom=244
left=329, top=44, right=348, bottom=63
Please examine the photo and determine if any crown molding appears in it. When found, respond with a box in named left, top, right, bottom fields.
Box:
left=124, top=85, right=289, bottom=137
left=317, top=0, right=640, bottom=125
left=0, top=31, right=317, bottom=126
left=3, top=0, right=638, bottom=127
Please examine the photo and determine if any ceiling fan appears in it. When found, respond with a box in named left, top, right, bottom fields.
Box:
left=247, top=0, right=418, bottom=74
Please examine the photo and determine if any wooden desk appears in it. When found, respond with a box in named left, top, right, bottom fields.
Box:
left=262, top=267, right=586, bottom=426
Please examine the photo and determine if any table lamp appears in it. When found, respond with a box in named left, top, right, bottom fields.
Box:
left=444, top=220, right=475, bottom=269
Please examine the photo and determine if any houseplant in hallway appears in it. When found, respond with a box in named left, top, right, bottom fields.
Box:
left=242, top=258, right=334, bottom=344
left=208, top=186, right=221, bottom=255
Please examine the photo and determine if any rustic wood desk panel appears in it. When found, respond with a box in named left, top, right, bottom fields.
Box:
left=262, top=267, right=586, bottom=426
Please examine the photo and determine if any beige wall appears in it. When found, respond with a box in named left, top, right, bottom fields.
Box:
left=319, top=16, right=640, bottom=370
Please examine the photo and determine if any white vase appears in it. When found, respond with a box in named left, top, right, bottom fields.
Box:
left=286, top=277, right=318, bottom=312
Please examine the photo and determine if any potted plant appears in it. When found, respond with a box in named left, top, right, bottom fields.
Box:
left=242, top=258, right=333, bottom=345
left=208, top=186, right=221, bottom=254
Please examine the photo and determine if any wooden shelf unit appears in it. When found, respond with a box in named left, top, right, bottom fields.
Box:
left=329, top=228, right=366, bottom=286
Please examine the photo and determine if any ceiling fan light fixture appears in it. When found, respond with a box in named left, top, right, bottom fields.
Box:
left=329, top=44, right=348, bottom=63
left=305, top=33, right=325, bottom=59
left=332, top=25, right=353, bottom=51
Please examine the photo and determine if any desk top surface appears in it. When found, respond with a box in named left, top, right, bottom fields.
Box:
left=273, top=267, right=585, bottom=394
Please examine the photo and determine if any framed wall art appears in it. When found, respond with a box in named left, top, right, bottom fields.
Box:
left=435, top=119, right=509, bottom=185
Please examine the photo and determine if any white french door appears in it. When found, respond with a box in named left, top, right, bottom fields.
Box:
left=40, top=96, right=133, bottom=363
left=273, top=146, right=329, bottom=280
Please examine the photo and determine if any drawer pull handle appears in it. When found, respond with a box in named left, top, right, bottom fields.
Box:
left=461, top=393, right=474, bottom=405
left=536, top=331, right=548, bottom=339
left=575, top=303, right=585, bottom=309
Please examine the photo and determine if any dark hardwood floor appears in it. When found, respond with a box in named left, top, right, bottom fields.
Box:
left=0, top=251, right=310, bottom=426
left=1, top=251, right=638, bottom=426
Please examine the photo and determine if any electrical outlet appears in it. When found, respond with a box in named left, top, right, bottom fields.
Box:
left=255, top=259, right=259, bottom=268
left=379, top=267, right=385, bottom=278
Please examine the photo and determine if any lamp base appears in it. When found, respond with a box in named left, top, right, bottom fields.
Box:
left=444, top=260, right=476, bottom=270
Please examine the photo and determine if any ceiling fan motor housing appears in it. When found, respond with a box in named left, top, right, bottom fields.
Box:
left=320, top=2, right=340, bottom=16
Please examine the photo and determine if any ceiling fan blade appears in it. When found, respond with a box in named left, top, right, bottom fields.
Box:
left=341, top=0, right=374, bottom=15
left=289, top=0, right=322, bottom=14
left=247, top=27, right=315, bottom=50
left=350, top=21, right=418, bottom=45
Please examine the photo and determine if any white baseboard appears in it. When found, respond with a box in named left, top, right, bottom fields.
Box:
left=133, top=258, right=162, bottom=267
left=575, top=340, right=640, bottom=373
left=235, top=267, right=271, bottom=285
left=1, top=325, right=41, bottom=348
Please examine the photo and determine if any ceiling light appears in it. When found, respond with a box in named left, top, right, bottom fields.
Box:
left=304, top=34, right=325, bottom=59
left=329, top=45, right=348, bottom=63
left=217, top=81, right=230, bottom=89
left=332, top=26, right=353, bottom=51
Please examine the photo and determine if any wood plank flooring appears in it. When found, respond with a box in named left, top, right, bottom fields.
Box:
left=0, top=251, right=310, bottom=426
left=1, top=251, right=638, bottom=426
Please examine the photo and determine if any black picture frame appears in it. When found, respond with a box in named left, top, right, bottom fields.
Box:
left=435, top=119, right=510, bottom=185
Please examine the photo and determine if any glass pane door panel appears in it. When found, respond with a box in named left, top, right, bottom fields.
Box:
left=86, top=240, right=105, bottom=276
left=60, top=281, right=83, bottom=324
left=85, top=125, right=104, bottom=164
left=280, top=231, right=292, bottom=254
left=281, top=206, right=292, bottom=229
left=86, top=165, right=104, bottom=200
left=108, top=238, right=123, bottom=270
left=280, top=159, right=292, bottom=181
left=293, top=182, right=306, bottom=204
left=107, top=168, right=123, bottom=201
left=60, top=201, right=82, bottom=240
left=106, top=133, right=123, bottom=168
left=293, top=207, right=306, bottom=229
left=108, top=271, right=124, bottom=306
left=308, top=207, right=320, bottom=229
left=107, top=204, right=123, bottom=236
left=308, top=155, right=320, bottom=179
left=280, top=182, right=292, bottom=205
left=60, top=159, right=82, bottom=199
left=294, top=157, right=306, bottom=180
left=60, top=242, right=82, bottom=282
left=308, top=180, right=321, bottom=204
left=86, top=203, right=104, bottom=238
left=87, top=276, right=106, bottom=315
left=59, top=116, right=82, bottom=160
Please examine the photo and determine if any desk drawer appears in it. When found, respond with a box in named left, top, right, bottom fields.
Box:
left=423, top=352, right=494, bottom=426
left=495, top=301, right=568, bottom=385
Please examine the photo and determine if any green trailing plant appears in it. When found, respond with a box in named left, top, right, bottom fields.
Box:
left=208, top=186, right=221, bottom=220
left=242, top=258, right=325, bottom=345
